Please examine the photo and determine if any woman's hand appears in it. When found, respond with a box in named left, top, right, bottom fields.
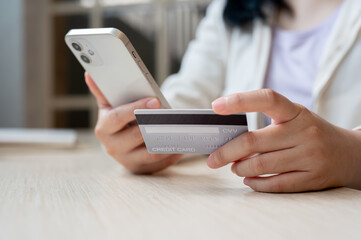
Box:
left=208, top=89, right=361, bottom=193
left=85, top=72, right=182, bottom=174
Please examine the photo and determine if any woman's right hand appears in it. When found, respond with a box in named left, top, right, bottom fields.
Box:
left=85, top=72, right=183, bottom=174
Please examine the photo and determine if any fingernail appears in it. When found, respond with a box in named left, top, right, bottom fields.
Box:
left=207, top=154, right=217, bottom=169
left=231, top=164, right=236, bottom=173
left=146, top=98, right=160, bottom=109
left=243, top=178, right=249, bottom=185
left=212, top=97, right=227, bottom=113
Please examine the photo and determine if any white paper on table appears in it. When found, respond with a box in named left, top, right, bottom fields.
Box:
left=0, top=128, right=77, bottom=147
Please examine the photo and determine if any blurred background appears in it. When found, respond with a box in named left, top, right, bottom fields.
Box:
left=0, top=0, right=211, bottom=129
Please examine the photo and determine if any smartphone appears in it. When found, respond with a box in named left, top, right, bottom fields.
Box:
left=64, top=28, right=171, bottom=108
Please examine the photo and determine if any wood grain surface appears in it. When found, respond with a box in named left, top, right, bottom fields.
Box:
left=0, top=132, right=360, bottom=240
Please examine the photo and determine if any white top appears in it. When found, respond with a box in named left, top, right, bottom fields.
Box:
left=162, top=0, right=361, bottom=131
left=265, top=4, right=342, bottom=111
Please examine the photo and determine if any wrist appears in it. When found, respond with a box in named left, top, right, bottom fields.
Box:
left=344, top=129, right=361, bottom=189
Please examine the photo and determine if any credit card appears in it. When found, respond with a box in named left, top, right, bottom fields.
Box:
left=134, top=109, right=248, bottom=154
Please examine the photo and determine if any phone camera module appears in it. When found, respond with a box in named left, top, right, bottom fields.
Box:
left=71, top=42, right=82, bottom=51
left=80, top=54, right=91, bottom=64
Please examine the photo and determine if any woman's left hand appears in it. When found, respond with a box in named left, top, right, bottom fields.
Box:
left=208, top=89, right=361, bottom=193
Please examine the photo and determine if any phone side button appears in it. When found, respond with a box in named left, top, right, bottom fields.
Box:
left=137, top=61, right=146, bottom=73
left=145, top=73, right=152, bottom=83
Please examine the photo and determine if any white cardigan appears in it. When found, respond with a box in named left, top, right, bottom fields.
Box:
left=161, top=0, right=361, bottom=131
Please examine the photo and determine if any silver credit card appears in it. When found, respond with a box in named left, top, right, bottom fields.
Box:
left=134, top=109, right=248, bottom=154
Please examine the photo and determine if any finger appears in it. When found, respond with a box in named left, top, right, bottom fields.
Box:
left=231, top=147, right=305, bottom=177
left=207, top=123, right=298, bottom=168
left=122, top=147, right=182, bottom=173
left=101, top=125, right=145, bottom=156
left=125, top=146, right=178, bottom=165
left=212, top=89, right=303, bottom=124
left=96, top=97, right=160, bottom=135
left=244, top=171, right=316, bottom=193
left=84, top=72, right=110, bottom=108
left=131, top=155, right=182, bottom=175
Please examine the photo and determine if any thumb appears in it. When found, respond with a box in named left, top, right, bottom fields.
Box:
left=84, top=72, right=110, bottom=108
left=212, top=89, right=302, bottom=124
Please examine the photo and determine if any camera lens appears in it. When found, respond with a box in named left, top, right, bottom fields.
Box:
left=80, top=54, right=91, bottom=64
left=71, top=42, right=82, bottom=51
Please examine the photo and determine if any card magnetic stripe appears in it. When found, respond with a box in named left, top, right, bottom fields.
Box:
left=135, top=114, right=247, bottom=125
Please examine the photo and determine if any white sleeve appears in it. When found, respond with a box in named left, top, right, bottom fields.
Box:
left=161, top=0, right=229, bottom=109
left=353, top=126, right=361, bottom=131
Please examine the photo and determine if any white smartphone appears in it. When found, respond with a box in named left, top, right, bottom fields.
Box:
left=64, top=28, right=171, bottom=108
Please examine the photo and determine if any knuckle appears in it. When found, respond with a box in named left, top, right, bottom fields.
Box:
left=94, top=125, right=103, bottom=138
left=309, top=171, right=328, bottom=189
left=242, top=132, right=257, bottom=153
left=232, top=93, right=245, bottom=107
left=108, top=109, right=124, bottom=126
left=269, top=179, right=284, bottom=192
left=133, top=127, right=144, bottom=142
left=125, top=102, right=141, bottom=116
left=137, top=148, right=156, bottom=164
left=306, top=125, right=322, bottom=139
left=317, top=174, right=330, bottom=189
left=294, top=105, right=309, bottom=123
left=262, top=89, right=278, bottom=106
left=228, top=93, right=246, bottom=112
left=298, top=105, right=309, bottom=115
left=147, top=152, right=164, bottom=163
left=141, top=148, right=151, bottom=161
left=250, top=157, right=266, bottom=175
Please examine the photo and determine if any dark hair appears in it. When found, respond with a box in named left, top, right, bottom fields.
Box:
left=223, top=0, right=290, bottom=27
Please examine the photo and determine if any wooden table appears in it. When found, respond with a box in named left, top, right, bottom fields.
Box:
left=0, top=132, right=360, bottom=240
